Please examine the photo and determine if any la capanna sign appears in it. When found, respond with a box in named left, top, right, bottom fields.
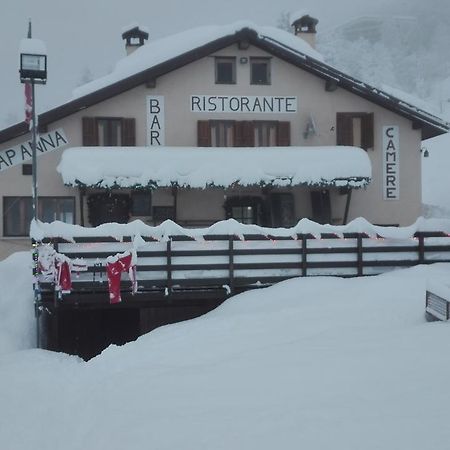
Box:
left=0, top=129, right=68, bottom=172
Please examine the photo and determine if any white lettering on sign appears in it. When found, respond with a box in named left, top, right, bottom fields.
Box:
left=190, top=95, right=297, bottom=113
left=382, top=126, right=399, bottom=200
left=0, top=128, right=68, bottom=172
left=147, top=95, right=165, bottom=146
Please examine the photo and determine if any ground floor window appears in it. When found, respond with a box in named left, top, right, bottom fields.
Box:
left=224, top=196, right=265, bottom=225
left=87, top=193, right=130, bottom=227
left=3, top=196, right=75, bottom=236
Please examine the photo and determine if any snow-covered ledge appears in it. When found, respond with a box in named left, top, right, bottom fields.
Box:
left=57, top=146, right=371, bottom=189
left=30, top=217, right=450, bottom=243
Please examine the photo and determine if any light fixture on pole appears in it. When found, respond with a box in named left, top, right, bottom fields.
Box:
left=19, top=21, right=47, bottom=221
left=19, top=20, right=47, bottom=348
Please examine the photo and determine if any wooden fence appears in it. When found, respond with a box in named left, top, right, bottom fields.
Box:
left=37, top=231, right=450, bottom=304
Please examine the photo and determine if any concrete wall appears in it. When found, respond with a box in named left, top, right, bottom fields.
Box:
left=0, top=40, right=423, bottom=259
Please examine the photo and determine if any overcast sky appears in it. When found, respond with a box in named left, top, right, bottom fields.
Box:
left=0, top=0, right=437, bottom=127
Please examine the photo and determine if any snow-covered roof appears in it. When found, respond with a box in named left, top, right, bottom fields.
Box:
left=57, top=146, right=371, bottom=189
left=19, top=38, right=47, bottom=55
left=72, top=21, right=323, bottom=99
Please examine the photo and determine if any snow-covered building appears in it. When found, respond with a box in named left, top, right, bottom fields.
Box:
left=0, top=16, right=448, bottom=260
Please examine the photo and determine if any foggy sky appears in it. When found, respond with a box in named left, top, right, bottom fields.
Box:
left=0, top=0, right=444, bottom=127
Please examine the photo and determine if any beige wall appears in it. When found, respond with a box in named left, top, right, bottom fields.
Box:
left=0, top=41, right=423, bottom=259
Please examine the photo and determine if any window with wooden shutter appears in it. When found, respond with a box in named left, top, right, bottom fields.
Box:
left=82, top=117, right=136, bottom=146
left=276, top=121, right=290, bottom=146
left=336, top=112, right=374, bottom=150
left=82, top=117, right=98, bottom=146
left=197, top=121, right=211, bottom=147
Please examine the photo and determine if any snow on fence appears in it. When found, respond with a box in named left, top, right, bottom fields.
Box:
left=34, top=220, right=450, bottom=302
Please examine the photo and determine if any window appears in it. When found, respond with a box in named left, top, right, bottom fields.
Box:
left=97, top=119, right=122, bottom=146
left=224, top=196, right=264, bottom=225
left=250, top=57, right=271, bottom=85
left=210, top=121, right=235, bottom=146
left=254, top=122, right=277, bottom=147
left=215, top=57, right=236, bottom=84
left=22, top=164, right=32, bottom=175
left=82, top=117, right=136, bottom=146
left=3, top=196, right=75, bottom=236
left=131, top=191, right=152, bottom=216
left=310, top=190, right=331, bottom=224
left=270, top=193, right=295, bottom=227
left=336, top=113, right=374, bottom=150
left=198, top=121, right=290, bottom=147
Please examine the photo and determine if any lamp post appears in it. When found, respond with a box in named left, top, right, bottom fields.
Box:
left=19, top=22, right=47, bottom=348
left=19, top=23, right=47, bottom=221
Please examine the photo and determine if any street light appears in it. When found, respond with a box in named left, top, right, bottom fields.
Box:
left=19, top=25, right=47, bottom=222
left=19, top=22, right=47, bottom=348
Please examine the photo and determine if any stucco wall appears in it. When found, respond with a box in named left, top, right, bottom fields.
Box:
left=0, top=40, right=423, bottom=259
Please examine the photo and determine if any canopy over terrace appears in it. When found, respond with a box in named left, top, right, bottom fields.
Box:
left=57, top=146, right=371, bottom=189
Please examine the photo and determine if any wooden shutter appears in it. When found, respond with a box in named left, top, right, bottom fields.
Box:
left=197, top=121, right=211, bottom=147
left=121, top=118, right=136, bottom=146
left=276, top=122, right=290, bottom=146
left=361, top=113, right=374, bottom=150
left=336, top=113, right=353, bottom=146
left=242, top=121, right=255, bottom=147
left=234, top=122, right=244, bottom=146
left=82, top=117, right=98, bottom=146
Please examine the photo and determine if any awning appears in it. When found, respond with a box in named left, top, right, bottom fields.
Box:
left=57, top=146, right=372, bottom=189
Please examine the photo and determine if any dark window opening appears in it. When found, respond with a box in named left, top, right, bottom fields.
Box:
left=131, top=191, right=152, bottom=216
left=310, top=190, right=331, bottom=224
left=251, top=57, right=271, bottom=85
left=22, top=164, right=32, bottom=175
left=215, top=57, right=236, bottom=84
left=3, top=196, right=75, bottom=237
left=270, top=193, right=295, bottom=227
left=87, top=193, right=130, bottom=227
left=336, top=112, right=374, bottom=150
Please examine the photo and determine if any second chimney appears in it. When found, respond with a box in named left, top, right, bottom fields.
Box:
left=121, top=25, right=149, bottom=55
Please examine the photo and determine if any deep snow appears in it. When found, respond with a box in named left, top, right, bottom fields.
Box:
left=1, top=251, right=450, bottom=450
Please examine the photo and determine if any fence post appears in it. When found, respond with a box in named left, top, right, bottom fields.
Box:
left=166, top=239, right=172, bottom=296
left=228, top=235, right=234, bottom=295
left=357, top=234, right=364, bottom=276
left=417, top=233, right=425, bottom=265
left=300, top=234, right=307, bottom=277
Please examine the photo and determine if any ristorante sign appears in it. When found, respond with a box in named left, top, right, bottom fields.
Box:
left=191, top=95, right=297, bottom=113
left=0, top=128, right=68, bottom=172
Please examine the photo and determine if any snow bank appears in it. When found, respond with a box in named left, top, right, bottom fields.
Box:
left=30, top=216, right=450, bottom=243
left=0, top=252, right=35, bottom=355
left=57, top=146, right=371, bottom=189
left=1, top=263, right=450, bottom=450
left=72, top=21, right=323, bottom=99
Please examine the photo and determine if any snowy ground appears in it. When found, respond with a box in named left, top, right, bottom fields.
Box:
left=1, top=251, right=450, bottom=450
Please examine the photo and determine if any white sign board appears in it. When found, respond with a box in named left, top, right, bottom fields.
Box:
left=382, top=126, right=399, bottom=200
left=147, top=95, right=165, bottom=146
left=0, top=128, right=68, bottom=172
left=191, top=95, right=297, bottom=114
